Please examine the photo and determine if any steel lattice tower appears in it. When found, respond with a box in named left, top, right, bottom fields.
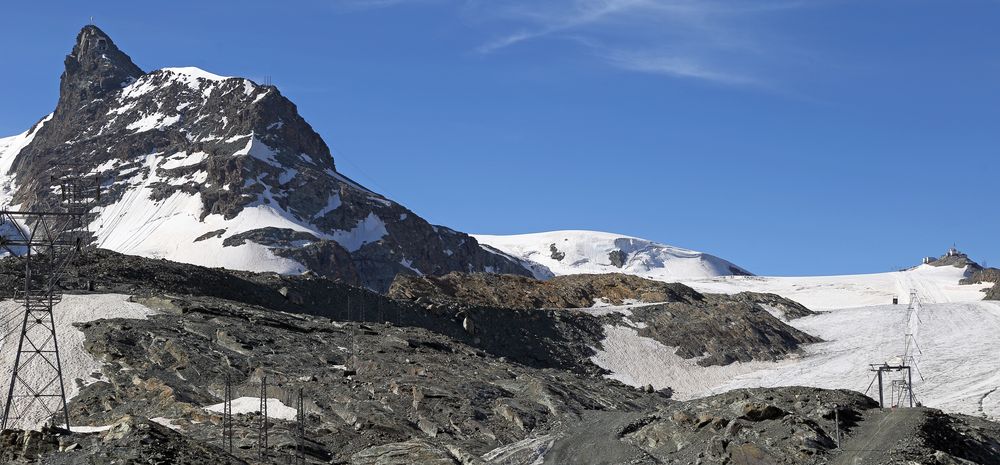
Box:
left=296, top=387, right=306, bottom=464
left=259, top=376, right=269, bottom=460
left=0, top=177, right=98, bottom=430
left=223, top=375, right=234, bottom=453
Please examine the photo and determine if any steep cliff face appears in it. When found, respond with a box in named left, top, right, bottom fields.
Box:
left=2, top=26, right=530, bottom=290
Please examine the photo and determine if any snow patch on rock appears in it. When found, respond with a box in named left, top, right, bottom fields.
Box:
left=0, top=294, right=157, bottom=430
left=204, top=397, right=297, bottom=421
left=331, top=213, right=388, bottom=252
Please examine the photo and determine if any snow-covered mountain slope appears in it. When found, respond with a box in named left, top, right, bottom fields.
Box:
left=1, top=25, right=530, bottom=290
left=0, top=115, right=50, bottom=205
left=473, top=230, right=751, bottom=280
left=589, top=260, right=999, bottom=420
left=682, top=263, right=988, bottom=310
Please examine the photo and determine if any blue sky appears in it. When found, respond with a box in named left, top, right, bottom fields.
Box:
left=0, top=1, right=997, bottom=275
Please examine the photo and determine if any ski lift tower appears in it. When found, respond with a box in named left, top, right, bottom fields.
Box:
left=869, top=363, right=915, bottom=408
left=0, top=175, right=99, bottom=430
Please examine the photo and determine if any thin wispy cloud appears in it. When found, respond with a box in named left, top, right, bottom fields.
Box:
left=475, top=0, right=650, bottom=53
left=341, top=0, right=835, bottom=88
left=468, top=0, right=839, bottom=88
left=333, top=0, right=436, bottom=11
left=603, top=50, right=763, bottom=86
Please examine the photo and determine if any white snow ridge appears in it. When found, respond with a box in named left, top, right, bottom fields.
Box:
left=474, top=230, right=750, bottom=280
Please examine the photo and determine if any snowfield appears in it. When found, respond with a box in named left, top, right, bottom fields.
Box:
left=591, top=262, right=1000, bottom=420
left=474, top=230, right=750, bottom=280
left=0, top=294, right=156, bottom=430
left=204, top=396, right=298, bottom=421
left=711, top=300, right=1000, bottom=419
left=682, top=263, right=987, bottom=310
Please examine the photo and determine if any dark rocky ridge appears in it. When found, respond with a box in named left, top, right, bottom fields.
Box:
left=0, top=250, right=604, bottom=374
left=388, top=272, right=706, bottom=310
left=6, top=25, right=531, bottom=291
left=389, top=272, right=822, bottom=366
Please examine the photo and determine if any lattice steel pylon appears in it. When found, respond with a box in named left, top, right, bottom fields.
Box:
left=259, top=376, right=269, bottom=460
left=223, top=375, right=233, bottom=454
left=296, top=387, right=306, bottom=465
left=0, top=176, right=99, bottom=431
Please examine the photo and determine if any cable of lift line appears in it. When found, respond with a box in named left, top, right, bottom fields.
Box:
left=326, top=143, right=396, bottom=199
left=111, top=192, right=174, bottom=254
left=91, top=175, right=150, bottom=251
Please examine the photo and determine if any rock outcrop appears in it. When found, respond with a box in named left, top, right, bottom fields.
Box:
left=388, top=272, right=704, bottom=310
left=924, top=248, right=983, bottom=272
left=389, top=272, right=822, bottom=366
left=961, top=268, right=1000, bottom=300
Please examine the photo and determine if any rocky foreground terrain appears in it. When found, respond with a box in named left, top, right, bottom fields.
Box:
left=0, top=251, right=997, bottom=463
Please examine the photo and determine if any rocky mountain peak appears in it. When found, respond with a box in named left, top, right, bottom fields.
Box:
left=58, top=25, right=144, bottom=115
left=1, top=25, right=532, bottom=291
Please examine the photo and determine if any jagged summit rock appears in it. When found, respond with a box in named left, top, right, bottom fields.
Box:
left=59, top=25, right=144, bottom=114
left=0, top=26, right=531, bottom=291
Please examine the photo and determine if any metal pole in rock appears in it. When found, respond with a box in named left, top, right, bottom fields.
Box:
left=877, top=370, right=884, bottom=408
left=908, top=367, right=914, bottom=408
left=224, top=376, right=233, bottom=454
left=834, top=404, right=840, bottom=448
left=297, top=387, right=305, bottom=465
left=259, top=376, right=268, bottom=460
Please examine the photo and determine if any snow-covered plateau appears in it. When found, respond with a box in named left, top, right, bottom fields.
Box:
left=590, top=262, right=1000, bottom=420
